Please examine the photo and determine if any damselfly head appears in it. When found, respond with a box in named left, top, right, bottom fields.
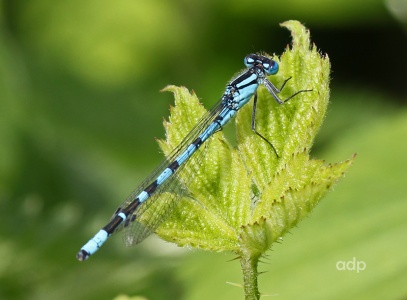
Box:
left=244, top=54, right=279, bottom=75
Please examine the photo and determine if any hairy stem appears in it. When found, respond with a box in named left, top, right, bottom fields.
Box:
left=240, top=252, right=261, bottom=300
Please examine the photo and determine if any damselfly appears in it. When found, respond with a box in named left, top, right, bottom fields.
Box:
left=77, top=53, right=310, bottom=261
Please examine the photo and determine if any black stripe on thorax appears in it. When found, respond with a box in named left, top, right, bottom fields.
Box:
left=232, top=68, right=260, bottom=90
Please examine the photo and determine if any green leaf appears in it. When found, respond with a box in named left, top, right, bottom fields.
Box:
left=156, top=20, right=354, bottom=299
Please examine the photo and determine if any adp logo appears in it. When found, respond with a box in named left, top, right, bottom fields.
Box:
left=336, top=257, right=366, bottom=273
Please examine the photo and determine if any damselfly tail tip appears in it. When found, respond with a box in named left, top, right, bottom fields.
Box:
left=76, top=249, right=90, bottom=262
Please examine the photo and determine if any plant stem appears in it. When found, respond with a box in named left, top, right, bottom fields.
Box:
left=240, top=251, right=261, bottom=300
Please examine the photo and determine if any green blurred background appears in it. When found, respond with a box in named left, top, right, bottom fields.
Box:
left=1, top=0, right=407, bottom=299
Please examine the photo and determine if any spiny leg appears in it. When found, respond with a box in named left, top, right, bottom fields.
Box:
left=251, top=92, right=280, bottom=157
left=251, top=78, right=312, bottom=157
left=264, top=77, right=312, bottom=104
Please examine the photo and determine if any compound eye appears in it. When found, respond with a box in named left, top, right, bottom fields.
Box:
left=264, top=60, right=279, bottom=75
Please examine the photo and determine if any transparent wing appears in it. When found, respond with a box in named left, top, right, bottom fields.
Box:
left=111, top=98, right=226, bottom=246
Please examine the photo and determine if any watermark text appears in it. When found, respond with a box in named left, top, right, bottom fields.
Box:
left=336, top=257, right=366, bottom=273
